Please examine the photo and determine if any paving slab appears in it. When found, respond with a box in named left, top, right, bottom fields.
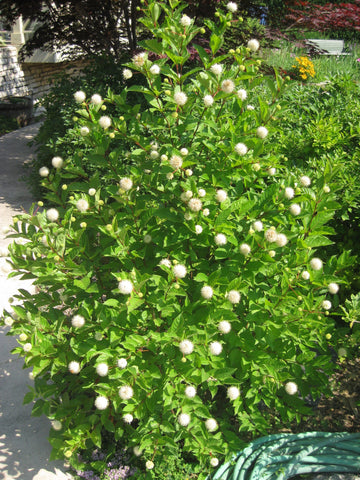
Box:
left=0, top=124, right=72, bottom=480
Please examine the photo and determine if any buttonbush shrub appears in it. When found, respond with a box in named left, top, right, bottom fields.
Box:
left=0, top=1, right=354, bottom=478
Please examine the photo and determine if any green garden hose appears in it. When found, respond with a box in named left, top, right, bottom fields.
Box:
left=210, top=432, right=360, bottom=480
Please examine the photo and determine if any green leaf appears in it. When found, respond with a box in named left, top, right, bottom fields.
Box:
left=215, top=198, right=255, bottom=226
left=210, top=33, right=223, bottom=55
left=304, top=235, right=333, bottom=247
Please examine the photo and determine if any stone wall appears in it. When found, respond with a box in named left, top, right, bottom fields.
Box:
left=0, top=46, right=28, bottom=98
left=0, top=46, right=87, bottom=101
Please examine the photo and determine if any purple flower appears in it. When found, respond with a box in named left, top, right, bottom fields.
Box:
left=357, top=58, right=360, bottom=62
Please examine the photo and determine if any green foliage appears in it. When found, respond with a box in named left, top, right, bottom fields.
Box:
left=0, top=115, right=19, bottom=136
left=27, top=54, right=146, bottom=199
left=0, top=1, right=356, bottom=478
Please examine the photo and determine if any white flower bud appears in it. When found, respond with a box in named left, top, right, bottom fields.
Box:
left=328, top=283, right=339, bottom=294
left=310, top=258, right=323, bottom=271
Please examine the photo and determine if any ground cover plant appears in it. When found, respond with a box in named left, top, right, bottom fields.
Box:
left=0, top=1, right=357, bottom=478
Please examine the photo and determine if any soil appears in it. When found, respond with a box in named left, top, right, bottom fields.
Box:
left=296, top=357, right=360, bottom=433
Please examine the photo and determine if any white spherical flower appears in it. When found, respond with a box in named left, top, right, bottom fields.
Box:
left=117, top=358, right=128, bottom=369
left=76, top=199, right=89, bottom=212
left=52, top=156, right=64, bottom=168
left=28, top=371, right=34, bottom=380
left=310, top=257, right=323, bottom=271
left=159, top=258, right=171, bottom=268
left=180, top=147, right=188, bottom=156
left=235, top=142, right=248, bottom=156
left=173, top=264, right=187, bottom=278
left=290, top=203, right=301, bottom=216
left=161, top=154, right=168, bottom=162
left=71, top=315, right=85, bottom=328
left=96, top=363, right=109, bottom=377
left=227, top=290, right=241, bottom=304
left=210, top=458, right=219, bottom=467
left=133, top=52, right=147, bottom=67
left=185, top=169, right=193, bottom=177
left=88, top=188, right=96, bottom=196
left=39, top=166, right=49, bottom=177
left=300, top=175, right=311, bottom=187
left=91, top=94, right=102, bottom=105
left=209, top=341, right=222, bottom=355
left=328, top=283, right=339, bottom=294
left=99, top=116, right=111, bottom=129
left=185, top=385, right=197, bottom=398
left=74, top=91, right=86, bottom=103
left=181, top=191, right=193, bottom=202
left=236, top=89, right=247, bottom=101
left=188, top=198, right=202, bottom=212
left=195, top=225, right=203, bottom=235
left=247, top=104, right=255, bottom=111
left=46, top=208, right=59, bottom=222
left=240, top=243, right=251, bottom=255
left=257, top=126, right=268, bottom=139
left=118, top=279, right=133, bottom=294
left=178, top=413, right=191, bottom=426
left=253, top=220, right=263, bottom=232
left=19, top=333, right=27, bottom=341
left=302, top=270, right=310, bottom=280
left=95, top=396, right=109, bottom=410
left=119, top=385, right=134, bottom=400
left=198, top=188, right=206, bottom=197
left=145, top=461, right=154, bottom=470
left=285, top=381, right=298, bottom=395
left=51, top=420, right=63, bottom=431
left=180, top=14, right=192, bottom=26
left=227, top=386, right=240, bottom=400
left=150, top=151, right=159, bottom=162
left=203, top=95, right=214, bottom=107
left=265, top=229, right=278, bottom=243
left=218, top=320, right=231, bottom=334
left=215, top=189, right=227, bottom=202
left=133, top=446, right=143, bottom=457
left=338, top=347, right=347, bottom=357
left=119, top=177, right=133, bottom=192
left=174, top=91, right=188, bottom=106
left=94, top=332, right=102, bottom=341
left=214, top=233, right=227, bottom=246
left=276, top=233, right=288, bottom=247
left=205, top=418, right=218, bottom=432
left=247, top=38, right=260, bottom=52
left=322, top=300, right=332, bottom=310
left=123, top=413, right=134, bottom=424
left=203, top=208, right=210, bottom=217
left=253, top=162, right=261, bottom=171
left=221, top=79, right=235, bottom=94
left=210, top=63, right=223, bottom=75
left=123, top=68, right=133, bottom=79
left=323, top=185, right=331, bottom=193
left=179, top=339, right=194, bottom=355
left=68, top=361, right=81, bottom=374
left=80, top=126, right=90, bottom=137
left=144, top=234, right=152, bottom=244
left=23, top=342, right=32, bottom=352
left=226, top=1, right=238, bottom=12
left=169, top=154, right=183, bottom=170
left=4, top=317, right=14, bottom=327
left=268, top=167, right=276, bottom=176
left=201, top=286, right=214, bottom=300
left=149, top=64, right=160, bottom=75
left=284, top=187, right=294, bottom=199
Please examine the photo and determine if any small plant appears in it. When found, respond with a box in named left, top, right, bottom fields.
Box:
left=291, top=56, right=315, bottom=81
left=0, top=1, right=354, bottom=479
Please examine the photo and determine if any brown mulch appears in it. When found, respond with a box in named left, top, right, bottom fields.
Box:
left=296, top=357, right=360, bottom=433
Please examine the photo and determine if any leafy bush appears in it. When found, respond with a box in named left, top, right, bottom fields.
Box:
left=27, top=54, right=147, bottom=199
left=1, top=1, right=354, bottom=478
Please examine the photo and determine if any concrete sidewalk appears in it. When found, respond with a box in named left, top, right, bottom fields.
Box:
left=0, top=124, right=72, bottom=480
